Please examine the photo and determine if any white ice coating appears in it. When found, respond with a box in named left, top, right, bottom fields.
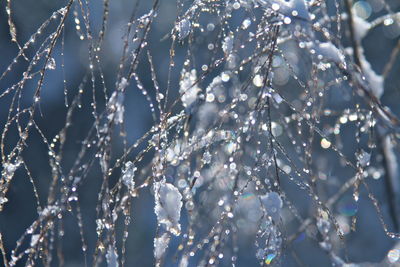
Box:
left=154, top=182, right=183, bottom=235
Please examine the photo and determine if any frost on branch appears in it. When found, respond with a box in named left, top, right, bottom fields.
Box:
left=307, top=41, right=345, bottom=64
left=154, top=182, right=183, bottom=236
left=359, top=53, right=384, bottom=98
left=352, top=13, right=384, bottom=98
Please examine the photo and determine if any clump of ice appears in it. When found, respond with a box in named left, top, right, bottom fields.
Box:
left=154, top=182, right=183, bottom=235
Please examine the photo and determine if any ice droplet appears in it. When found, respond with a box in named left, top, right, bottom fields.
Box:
left=46, top=58, right=56, bottom=70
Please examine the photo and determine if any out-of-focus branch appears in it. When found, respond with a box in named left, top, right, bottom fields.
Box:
left=345, top=0, right=400, bottom=232
left=287, top=175, right=359, bottom=243
left=344, top=0, right=361, bottom=66
left=381, top=135, right=400, bottom=231
left=383, top=38, right=400, bottom=78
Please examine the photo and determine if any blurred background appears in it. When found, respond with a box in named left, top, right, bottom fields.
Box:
left=0, top=0, right=400, bottom=266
